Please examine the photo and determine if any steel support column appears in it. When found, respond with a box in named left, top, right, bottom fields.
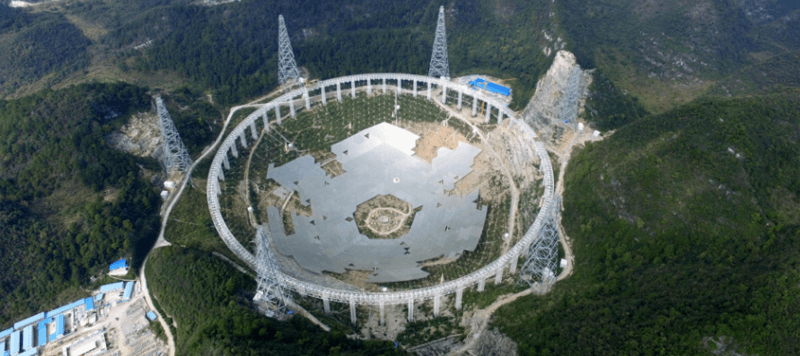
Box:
left=323, top=296, right=330, bottom=314
left=407, top=299, right=414, bottom=322
left=250, top=121, right=258, bottom=140
left=427, top=82, right=432, bottom=100
left=349, top=298, right=357, bottom=325
left=413, top=80, right=417, bottom=97
left=351, top=80, right=356, bottom=98
left=433, top=294, right=441, bottom=317
left=239, top=134, right=247, bottom=148
left=379, top=302, right=385, bottom=326
left=478, top=278, right=485, bottom=292
left=223, top=155, right=230, bottom=170
left=472, top=97, right=478, bottom=117
left=303, top=88, right=310, bottom=109
left=397, top=79, right=402, bottom=95
left=336, top=82, right=342, bottom=102
left=367, top=80, right=372, bottom=96
left=321, top=86, right=327, bottom=105
left=230, top=143, right=238, bottom=158
left=441, top=85, right=447, bottom=104
left=457, top=91, right=463, bottom=110
left=289, top=98, right=296, bottom=118
left=275, top=105, right=282, bottom=125
left=382, top=78, right=386, bottom=94
left=485, top=103, right=491, bottom=123
left=455, top=288, right=463, bottom=310
left=495, top=267, right=503, bottom=284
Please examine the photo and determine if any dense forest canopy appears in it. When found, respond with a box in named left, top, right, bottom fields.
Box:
left=0, top=83, right=160, bottom=328
left=494, top=89, right=800, bottom=355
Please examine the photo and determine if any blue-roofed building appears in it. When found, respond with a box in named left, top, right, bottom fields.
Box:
left=146, top=311, right=157, bottom=321
left=17, top=348, right=36, bottom=356
left=46, top=300, right=84, bottom=318
left=94, top=293, right=104, bottom=302
left=109, top=259, right=128, bottom=272
left=467, top=78, right=511, bottom=96
left=37, top=319, right=51, bottom=347
left=100, top=282, right=125, bottom=293
left=53, top=314, right=65, bottom=340
left=1, top=340, right=5, bottom=354
left=0, top=328, right=11, bottom=339
left=9, top=330, right=20, bottom=356
left=12, top=312, right=44, bottom=330
left=122, top=281, right=135, bottom=301
left=84, top=297, right=95, bottom=311
left=21, top=325, right=32, bottom=352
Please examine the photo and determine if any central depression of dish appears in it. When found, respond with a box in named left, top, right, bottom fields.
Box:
left=266, top=123, right=488, bottom=282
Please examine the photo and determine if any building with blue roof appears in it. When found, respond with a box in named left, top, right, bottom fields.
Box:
left=94, top=293, right=104, bottom=302
left=37, top=319, right=51, bottom=347
left=52, top=314, right=65, bottom=341
left=146, top=311, right=157, bottom=321
left=9, top=330, right=19, bottom=356
left=0, top=340, right=5, bottom=354
left=122, top=281, right=135, bottom=301
left=100, top=282, right=125, bottom=293
left=109, top=259, right=128, bottom=272
left=84, top=297, right=95, bottom=311
left=0, top=328, right=11, bottom=339
left=46, top=300, right=84, bottom=318
left=12, top=313, right=44, bottom=331
left=21, top=325, right=32, bottom=352
left=17, top=348, right=36, bottom=356
left=467, top=78, right=511, bottom=97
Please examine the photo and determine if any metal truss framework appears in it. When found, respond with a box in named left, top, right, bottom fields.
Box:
left=254, top=227, right=291, bottom=318
left=278, top=15, right=300, bottom=85
left=155, top=97, right=192, bottom=175
left=428, top=6, right=450, bottom=78
left=206, top=73, right=555, bottom=323
left=517, top=196, right=560, bottom=292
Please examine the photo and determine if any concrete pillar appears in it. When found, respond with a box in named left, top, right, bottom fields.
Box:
left=485, top=103, right=491, bottom=123
left=275, top=105, right=282, bottom=125
left=397, top=79, right=402, bottom=95
left=382, top=78, right=386, bottom=94
left=250, top=121, right=258, bottom=140
left=379, top=301, right=385, bottom=326
left=223, top=155, right=230, bottom=170
left=336, top=82, right=342, bottom=102
left=441, top=85, right=447, bottom=104
left=407, top=299, right=414, bottom=322
left=455, top=288, right=463, bottom=310
left=351, top=80, right=356, bottom=98
left=498, top=110, right=504, bottom=125
left=323, top=295, right=330, bottom=314
left=495, top=267, right=503, bottom=285
left=478, top=278, right=485, bottom=292
left=413, top=80, right=417, bottom=97
left=239, top=133, right=247, bottom=148
left=217, top=166, right=225, bottom=181
left=472, top=97, right=478, bottom=117
left=433, top=294, right=441, bottom=317
left=509, top=252, right=518, bottom=274
left=214, top=177, right=221, bottom=194
left=262, top=112, right=269, bottom=130
left=367, top=80, right=372, bottom=96
left=427, top=82, right=432, bottom=100
left=321, top=86, right=327, bottom=105
left=289, top=99, right=296, bottom=118
left=230, top=143, right=238, bottom=158
left=349, top=298, right=357, bottom=325
left=304, top=88, right=311, bottom=110
left=457, top=91, right=463, bottom=110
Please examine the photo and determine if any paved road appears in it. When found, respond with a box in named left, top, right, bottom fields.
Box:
left=139, top=99, right=269, bottom=356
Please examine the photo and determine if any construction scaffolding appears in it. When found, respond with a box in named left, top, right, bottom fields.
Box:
left=517, top=196, right=560, bottom=293
left=428, top=6, right=450, bottom=79
left=155, top=97, right=192, bottom=176
left=254, top=227, right=291, bottom=319
left=278, top=15, right=301, bottom=85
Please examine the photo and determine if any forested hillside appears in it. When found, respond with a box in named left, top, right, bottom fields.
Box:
left=0, top=83, right=160, bottom=328
left=147, top=247, right=403, bottom=355
left=493, top=90, right=800, bottom=355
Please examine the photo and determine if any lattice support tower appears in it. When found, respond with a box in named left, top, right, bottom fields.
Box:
left=155, top=97, right=192, bottom=176
left=254, top=227, right=291, bottom=318
left=428, top=6, right=450, bottom=78
left=278, top=15, right=300, bottom=85
left=558, top=66, right=583, bottom=130
left=517, top=197, right=560, bottom=293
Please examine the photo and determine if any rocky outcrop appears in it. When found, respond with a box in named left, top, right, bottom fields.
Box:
left=107, top=111, right=165, bottom=163
left=521, top=50, right=592, bottom=144
left=472, top=327, right=518, bottom=356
